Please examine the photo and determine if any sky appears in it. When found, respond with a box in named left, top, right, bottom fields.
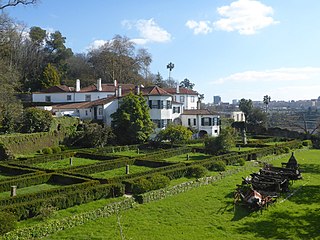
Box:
left=4, top=0, right=320, bottom=103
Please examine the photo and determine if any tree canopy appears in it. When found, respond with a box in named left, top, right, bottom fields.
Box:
left=179, top=78, right=195, bottom=90
left=204, top=127, right=235, bottom=155
left=156, top=124, right=192, bottom=145
left=21, top=107, right=53, bottom=133
left=111, top=92, right=154, bottom=144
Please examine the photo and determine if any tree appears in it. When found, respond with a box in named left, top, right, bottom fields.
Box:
left=21, top=107, right=53, bottom=133
left=179, top=78, right=195, bottom=90
left=263, top=95, right=271, bottom=113
left=204, top=127, right=235, bottom=155
left=111, top=92, right=154, bottom=144
left=247, top=108, right=267, bottom=125
left=75, top=122, right=114, bottom=148
left=0, top=0, right=37, bottom=10
left=156, top=124, right=192, bottom=145
left=41, top=63, right=60, bottom=88
left=239, top=98, right=253, bottom=124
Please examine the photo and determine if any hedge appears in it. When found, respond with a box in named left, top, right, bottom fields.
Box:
left=0, top=164, right=36, bottom=177
left=1, top=183, right=125, bottom=220
left=0, top=131, right=70, bottom=155
left=3, top=197, right=134, bottom=240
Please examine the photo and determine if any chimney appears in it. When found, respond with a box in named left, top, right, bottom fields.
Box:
left=135, top=85, right=140, bottom=95
left=97, top=78, right=102, bottom=91
left=118, top=85, right=122, bottom=97
left=176, top=84, right=180, bottom=94
left=114, top=79, right=117, bottom=87
left=76, top=79, right=80, bottom=92
left=197, top=99, right=201, bottom=110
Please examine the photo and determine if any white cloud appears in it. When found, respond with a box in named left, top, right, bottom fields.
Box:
left=122, top=18, right=171, bottom=45
left=186, top=20, right=213, bottom=35
left=87, top=39, right=108, bottom=50
left=213, top=67, right=320, bottom=84
left=214, top=0, right=279, bottom=35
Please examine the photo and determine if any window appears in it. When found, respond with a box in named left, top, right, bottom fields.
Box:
left=188, top=118, right=191, bottom=126
left=45, top=96, right=51, bottom=102
left=213, top=117, right=218, bottom=126
left=85, top=95, right=91, bottom=101
left=67, top=95, right=72, bottom=101
left=153, top=119, right=171, bottom=128
left=166, top=100, right=172, bottom=109
left=173, top=107, right=180, bottom=114
left=201, top=117, right=212, bottom=126
left=98, top=108, right=103, bottom=115
left=180, top=96, right=185, bottom=103
left=191, top=96, right=195, bottom=103
left=193, top=118, right=196, bottom=126
left=159, top=100, right=164, bottom=109
left=85, top=110, right=88, bottom=116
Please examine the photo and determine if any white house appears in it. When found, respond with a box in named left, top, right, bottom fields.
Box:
left=33, top=79, right=220, bottom=137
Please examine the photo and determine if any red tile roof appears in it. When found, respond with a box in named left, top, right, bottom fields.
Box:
left=52, top=97, right=115, bottom=109
left=140, top=86, right=171, bottom=96
left=163, top=87, right=198, bottom=95
left=36, top=85, right=74, bottom=93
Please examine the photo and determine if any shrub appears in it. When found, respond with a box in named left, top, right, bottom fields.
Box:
left=51, top=146, right=61, bottom=154
left=236, top=158, right=246, bottom=166
left=0, top=211, right=17, bottom=235
left=284, top=147, right=291, bottom=153
left=209, top=160, right=226, bottom=171
left=187, top=165, right=207, bottom=178
left=149, top=174, right=170, bottom=190
left=302, top=140, right=311, bottom=147
left=42, top=147, right=53, bottom=155
left=36, top=204, right=58, bottom=220
left=132, top=178, right=152, bottom=194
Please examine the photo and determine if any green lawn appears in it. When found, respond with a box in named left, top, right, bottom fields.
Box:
left=45, top=149, right=320, bottom=240
left=33, top=157, right=101, bottom=170
left=0, top=183, right=59, bottom=200
left=164, top=152, right=212, bottom=162
left=90, top=165, right=153, bottom=179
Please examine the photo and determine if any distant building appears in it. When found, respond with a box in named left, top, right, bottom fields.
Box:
left=232, top=99, right=238, bottom=105
left=213, top=96, right=221, bottom=105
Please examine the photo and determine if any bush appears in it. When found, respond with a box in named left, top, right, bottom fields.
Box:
left=51, top=146, right=61, bottom=154
left=284, top=147, right=291, bottom=153
left=36, top=204, right=58, bottom=220
left=302, top=140, right=311, bottom=147
left=209, top=160, right=226, bottom=171
left=187, top=165, right=207, bottom=178
left=149, top=174, right=170, bottom=190
left=0, top=211, right=17, bottom=235
left=42, top=147, right=53, bottom=155
left=132, top=178, right=152, bottom=194
left=236, top=158, right=246, bottom=166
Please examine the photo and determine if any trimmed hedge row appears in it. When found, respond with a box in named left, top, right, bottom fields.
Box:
left=3, top=197, right=135, bottom=240
left=0, top=131, right=69, bottom=155
left=1, top=183, right=125, bottom=220
left=135, top=165, right=255, bottom=204
left=0, top=180, right=99, bottom=207
left=138, top=146, right=191, bottom=161
left=12, top=151, right=76, bottom=165
left=0, top=164, right=36, bottom=177
left=0, top=173, right=89, bottom=192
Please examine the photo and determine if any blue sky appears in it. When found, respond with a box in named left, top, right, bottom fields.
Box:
left=5, top=0, right=320, bottom=103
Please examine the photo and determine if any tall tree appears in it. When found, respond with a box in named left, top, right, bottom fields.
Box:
left=179, top=78, right=195, bottom=89
left=263, top=95, right=271, bottom=113
left=21, top=107, right=53, bottom=133
left=205, top=127, right=235, bottom=155
left=239, top=98, right=253, bottom=124
left=111, top=92, right=154, bottom=144
left=41, top=63, right=60, bottom=88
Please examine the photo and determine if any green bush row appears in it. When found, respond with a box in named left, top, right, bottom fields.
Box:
left=138, top=146, right=191, bottom=161
left=1, top=183, right=124, bottom=220
left=0, top=131, right=70, bottom=155
left=13, top=151, right=76, bottom=165
left=0, top=164, right=36, bottom=177
left=0, top=180, right=99, bottom=207
left=3, top=197, right=134, bottom=240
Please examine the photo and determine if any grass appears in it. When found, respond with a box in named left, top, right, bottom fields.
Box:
left=0, top=183, right=59, bottom=200
left=33, top=157, right=101, bottom=170
left=164, top=152, right=212, bottom=162
left=45, top=149, right=320, bottom=240
left=90, top=165, right=153, bottom=179
left=108, top=150, right=146, bottom=157
left=230, top=146, right=257, bottom=152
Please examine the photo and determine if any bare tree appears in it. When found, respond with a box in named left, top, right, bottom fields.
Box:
left=0, top=0, right=37, bottom=10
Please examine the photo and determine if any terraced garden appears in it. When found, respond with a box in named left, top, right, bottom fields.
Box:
left=0, top=139, right=317, bottom=239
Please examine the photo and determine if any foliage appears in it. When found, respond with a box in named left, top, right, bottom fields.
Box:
left=41, top=63, right=61, bottom=88
left=156, top=124, right=192, bottom=145
left=247, top=108, right=267, bottom=125
left=149, top=174, right=170, bottom=190
left=239, top=98, right=253, bottom=123
left=205, top=127, right=235, bottom=155
left=0, top=211, right=17, bottom=235
left=0, top=0, right=37, bottom=10
left=187, top=165, right=207, bottom=178
left=42, top=147, right=53, bottom=154
left=111, top=92, right=154, bottom=145
left=179, top=78, right=195, bottom=89
left=51, top=146, right=61, bottom=154
left=132, top=174, right=170, bottom=194
left=21, top=107, right=53, bottom=133
left=35, top=204, right=58, bottom=220
left=208, top=160, right=226, bottom=171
